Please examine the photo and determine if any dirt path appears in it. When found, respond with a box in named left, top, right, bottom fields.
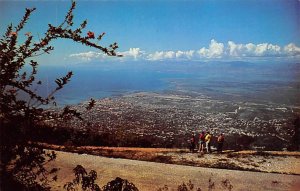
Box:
left=47, top=151, right=300, bottom=191
left=37, top=143, right=300, bottom=175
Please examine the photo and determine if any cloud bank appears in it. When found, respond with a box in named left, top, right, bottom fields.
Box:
left=69, top=51, right=106, bottom=61
left=147, top=50, right=195, bottom=61
left=69, top=39, right=300, bottom=62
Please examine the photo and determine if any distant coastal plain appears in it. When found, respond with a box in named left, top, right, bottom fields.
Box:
left=37, top=61, right=300, bottom=107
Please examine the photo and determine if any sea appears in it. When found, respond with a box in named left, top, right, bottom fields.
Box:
left=35, top=61, right=300, bottom=107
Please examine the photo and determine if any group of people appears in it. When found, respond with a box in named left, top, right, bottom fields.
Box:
left=189, top=131, right=225, bottom=154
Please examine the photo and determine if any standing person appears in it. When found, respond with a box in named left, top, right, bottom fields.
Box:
left=217, top=133, right=225, bottom=153
left=205, top=132, right=212, bottom=153
left=189, top=133, right=196, bottom=152
left=198, top=131, right=206, bottom=154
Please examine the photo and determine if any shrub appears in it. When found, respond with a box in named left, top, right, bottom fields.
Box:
left=0, top=1, right=119, bottom=189
left=64, top=165, right=139, bottom=191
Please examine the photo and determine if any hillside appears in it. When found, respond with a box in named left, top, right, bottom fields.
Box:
left=39, top=143, right=300, bottom=175
left=46, top=149, right=300, bottom=191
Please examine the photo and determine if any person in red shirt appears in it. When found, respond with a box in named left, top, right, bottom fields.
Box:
left=198, top=131, right=206, bottom=154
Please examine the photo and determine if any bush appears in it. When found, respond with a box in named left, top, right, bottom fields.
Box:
left=64, top=165, right=139, bottom=191
left=0, top=1, right=119, bottom=189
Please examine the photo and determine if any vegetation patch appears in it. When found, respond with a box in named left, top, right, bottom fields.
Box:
left=150, top=155, right=174, bottom=164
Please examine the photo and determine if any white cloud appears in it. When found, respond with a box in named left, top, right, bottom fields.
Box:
left=68, top=41, right=300, bottom=62
left=265, top=44, right=281, bottom=56
left=175, top=50, right=195, bottom=59
left=147, top=51, right=176, bottom=60
left=120, top=48, right=144, bottom=59
left=68, top=48, right=145, bottom=62
left=228, top=41, right=243, bottom=57
left=255, top=43, right=268, bottom=56
left=69, top=51, right=106, bottom=62
left=283, top=43, right=300, bottom=56
left=227, top=41, right=281, bottom=57
left=147, top=50, right=195, bottom=61
left=198, top=39, right=224, bottom=58
left=164, top=51, right=176, bottom=59
left=245, top=43, right=256, bottom=54
left=147, top=51, right=165, bottom=61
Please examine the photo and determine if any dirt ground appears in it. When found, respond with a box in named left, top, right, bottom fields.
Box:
left=47, top=151, right=300, bottom=191
left=39, top=143, right=300, bottom=174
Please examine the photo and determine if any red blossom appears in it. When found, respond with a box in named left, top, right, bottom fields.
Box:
left=87, top=31, right=95, bottom=39
left=40, top=41, right=47, bottom=46
left=10, top=32, right=17, bottom=36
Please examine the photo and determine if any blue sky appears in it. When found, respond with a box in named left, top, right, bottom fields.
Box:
left=1, top=0, right=299, bottom=64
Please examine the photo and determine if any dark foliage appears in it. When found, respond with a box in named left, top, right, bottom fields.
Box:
left=64, top=165, right=101, bottom=191
left=64, top=165, right=139, bottom=191
left=288, top=116, right=300, bottom=150
left=102, top=177, right=139, bottom=191
left=177, top=180, right=196, bottom=191
left=233, top=134, right=255, bottom=150
left=208, top=177, right=215, bottom=191
left=221, top=179, right=233, bottom=191
left=0, top=1, right=119, bottom=190
left=157, top=179, right=233, bottom=191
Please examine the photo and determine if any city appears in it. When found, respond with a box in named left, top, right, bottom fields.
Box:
left=59, top=92, right=298, bottom=150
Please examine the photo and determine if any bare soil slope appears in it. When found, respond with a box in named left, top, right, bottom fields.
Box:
left=39, top=143, right=300, bottom=174
left=46, top=150, right=300, bottom=191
